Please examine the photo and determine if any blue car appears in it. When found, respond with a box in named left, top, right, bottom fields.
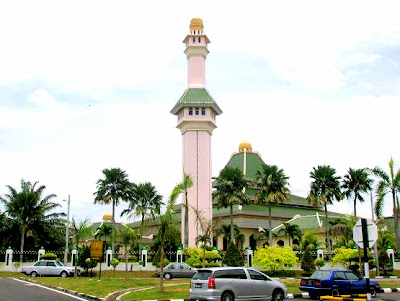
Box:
left=299, top=269, right=380, bottom=299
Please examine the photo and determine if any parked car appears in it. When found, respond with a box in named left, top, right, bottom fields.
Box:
left=189, top=267, right=287, bottom=301
left=21, top=260, right=79, bottom=278
left=156, top=263, right=197, bottom=279
left=299, top=269, right=380, bottom=298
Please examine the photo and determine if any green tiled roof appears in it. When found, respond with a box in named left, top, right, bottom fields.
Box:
left=170, top=88, right=222, bottom=114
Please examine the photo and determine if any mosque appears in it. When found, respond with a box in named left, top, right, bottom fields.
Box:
left=99, top=18, right=343, bottom=251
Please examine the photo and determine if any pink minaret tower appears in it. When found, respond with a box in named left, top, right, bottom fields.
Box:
left=170, top=18, right=222, bottom=247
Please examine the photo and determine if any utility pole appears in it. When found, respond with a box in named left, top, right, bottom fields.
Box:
left=370, top=191, right=379, bottom=276
left=63, top=195, right=70, bottom=266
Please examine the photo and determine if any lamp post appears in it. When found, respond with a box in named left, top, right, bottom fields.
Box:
left=63, top=195, right=71, bottom=266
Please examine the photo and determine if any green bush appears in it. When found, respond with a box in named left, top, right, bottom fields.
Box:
left=222, top=243, right=244, bottom=267
left=379, top=250, right=394, bottom=276
left=40, top=252, right=57, bottom=260
left=253, top=246, right=298, bottom=272
left=185, top=247, right=221, bottom=268
left=78, top=246, right=97, bottom=275
left=315, top=258, right=325, bottom=270
left=151, top=249, right=170, bottom=267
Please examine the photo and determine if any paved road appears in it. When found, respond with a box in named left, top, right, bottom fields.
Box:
left=0, top=278, right=89, bottom=301
left=289, top=292, right=400, bottom=301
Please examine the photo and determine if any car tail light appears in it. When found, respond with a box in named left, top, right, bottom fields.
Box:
left=314, top=280, right=321, bottom=287
left=300, top=280, right=306, bottom=286
left=208, top=277, right=215, bottom=289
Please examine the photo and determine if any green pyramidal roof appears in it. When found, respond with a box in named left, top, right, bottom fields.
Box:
left=170, top=88, right=222, bottom=115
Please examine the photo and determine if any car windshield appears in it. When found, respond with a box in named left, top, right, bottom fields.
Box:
left=310, top=270, right=331, bottom=280
left=56, top=262, right=63, bottom=267
left=192, top=270, right=212, bottom=280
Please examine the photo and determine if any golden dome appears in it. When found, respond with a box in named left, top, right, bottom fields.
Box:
left=190, top=18, right=204, bottom=31
left=239, top=141, right=252, bottom=153
left=103, top=213, right=113, bottom=221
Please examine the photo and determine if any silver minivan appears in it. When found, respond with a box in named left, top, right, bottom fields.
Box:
left=189, top=267, right=287, bottom=301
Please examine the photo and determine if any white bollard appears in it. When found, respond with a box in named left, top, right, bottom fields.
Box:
left=246, top=247, right=253, bottom=267
left=177, top=246, right=183, bottom=263
left=6, top=247, right=13, bottom=270
left=38, top=246, right=45, bottom=261
left=106, top=247, right=112, bottom=267
left=317, top=246, right=324, bottom=259
left=71, top=247, right=78, bottom=267
left=141, top=247, right=147, bottom=268
left=387, top=246, right=395, bottom=267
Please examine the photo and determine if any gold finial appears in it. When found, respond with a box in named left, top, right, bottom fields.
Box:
left=239, top=141, right=252, bottom=153
left=190, top=18, right=204, bottom=31
left=103, top=213, right=112, bottom=221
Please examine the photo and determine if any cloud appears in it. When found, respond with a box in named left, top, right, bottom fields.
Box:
left=28, top=88, right=56, bottom=106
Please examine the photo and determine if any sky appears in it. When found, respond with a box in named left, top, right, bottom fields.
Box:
left=1, top=0, right=399, bottom=224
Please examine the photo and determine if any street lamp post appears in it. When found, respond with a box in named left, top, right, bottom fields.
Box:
left=63, top=195, right=71, bottom=266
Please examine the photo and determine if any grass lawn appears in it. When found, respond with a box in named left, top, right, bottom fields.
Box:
left=120, top=283, right=190, bottom=300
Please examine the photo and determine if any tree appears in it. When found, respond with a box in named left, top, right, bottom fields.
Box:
left=158, top=190, right=180, bottom=292
left=121, top=182, right=162, bottom=259
left=0, top=180, right=64, bottom=262
left=213, top=167, right=249, bottom=244
left=170, top=173, right=193, bottom=247
left=193, top=208, right=217, bottom=267
left=308, top=165, right=343, bottom=252
left=223, top=243, right=244, bottom=267
left=118, top=226, right=137, bottom=278
left=71, top=218, right=92, bottom=277
left=94, top=168, right=132, bottom=256
left=329, top=217, right=354, bottom=248
left=301, top=230, right=318, bottom=251
left=78, top=245, right=97, bottom=276
left=278, top=223, right=301, bottom=246
left=301, top=246, right=315, bottom=276
left=254, top=164, right=290, bottom=246
left=215, top=224, right=245, bottom=247
left=372, top=158, right=400, bottom=250
left=342, top=168, right=373, bottom=218
left=254, top=245, right=298, bottom=273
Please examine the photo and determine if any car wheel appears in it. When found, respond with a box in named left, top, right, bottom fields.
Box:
left=60, top=271, right=68, bottom=278
left=308, top=292, right=318, bottom=300
left=331, top=288, right=340, bottom=297
left=30, top=271, right=37, bottom=278
left=164, top=273, right=171, bottom=280
left=221, top=291, right=234, bottom=301
left=370, top=286, right=377, bottom=298
left=272, top=289, right=284, bottom=301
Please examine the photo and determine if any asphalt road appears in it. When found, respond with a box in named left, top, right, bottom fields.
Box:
left=289, top=292, right=400, bottom=301
left=0, top=278, right=89, bottom=301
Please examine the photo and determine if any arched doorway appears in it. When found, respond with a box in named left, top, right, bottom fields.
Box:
left=250, top=234, right=257, bottom=250
left=277, top=240, right=284, bottom=247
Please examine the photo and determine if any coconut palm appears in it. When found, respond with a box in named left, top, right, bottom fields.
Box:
left=170, top=173, right=193, bottom=247
left=213, top=167, right=250, bottom=244
left=278, top=223, right=301, bottom=246
left=71, top=218, right=92, bottom=277
left=342, top=168, right=373, bottom=218
left=215, top=224, right=245, bottom=247
left=308, top=165, right=343, bottom=252
left=94, top=168, right=132, bottom=255
left=0, top=180, right=63, bottom=262
left=121, top=182, right=163, bottom=259
left=372, top=158, right=400, bottom=250
left=254, top=164, right=290, bottom=246
left=94, top=223, right=112, bottom=280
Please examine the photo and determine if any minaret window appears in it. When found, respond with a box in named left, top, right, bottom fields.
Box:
left=201, top=107, right=205, bottom=115
left=198, top=37, right=201, bottom=43
left=193, top=37, right=195, bottom=43
left=189, top=107, right=193, bottom=115
left=195, top=107, right=199, bottom=115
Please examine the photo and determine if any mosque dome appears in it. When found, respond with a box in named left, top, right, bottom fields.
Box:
left=190, top=18, right=204, bottom=31
left=103, top=213, right=112, bottom=221
left=239, top=140, right=252, bottom=152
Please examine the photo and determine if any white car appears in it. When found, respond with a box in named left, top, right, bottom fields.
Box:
left=21, top=260, right=79, bottom=277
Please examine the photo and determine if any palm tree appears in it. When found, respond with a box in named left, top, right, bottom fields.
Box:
left=94, top=168, right=132, bottom=256
left=118, top=226, right=137, bottom=279
left=372, top=158, right=400, bottom=250
left=278, top=223, right=301, bottom=246
left=0, top=180, right=63, bottom=262
left=308, top=165, right=343, bottom=252
left=194, top=208, right=219, bottom=266
left=342, top=168, right=373, bottom=218
left=254, top=164, right=290, bottom=246
left=215, top=224, right=245, bottom=247
left=94, top=223, right=112, bottom=280
left=71, top=218, right=92, bottom=277
left=121, top=182, right=163, bottom=259
left=213, top=167, right=249, bottom=244
left=158, top=190, right=180, bottom=292
left=170, top=173, right=193, bottom=247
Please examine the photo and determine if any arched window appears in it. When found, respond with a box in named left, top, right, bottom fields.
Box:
left=292, top=239, right=299, bottom=246
left=198, top=37, right=201, bottom=42
left=195, top=107, right=199, bottom=115
left=250, top=234, right=257, bottom=250
left=223, top=237, right=228, bottom=250
left=201, top=107, right=205, bottom=115
left=277, top=240, right=285, bottom=247
left=189, top=107, right=193, bottom=115
left=192, top=37, right=195, bottom=43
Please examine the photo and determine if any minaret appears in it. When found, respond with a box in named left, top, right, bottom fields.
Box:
left=170, top=18, right=222, bottom=247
